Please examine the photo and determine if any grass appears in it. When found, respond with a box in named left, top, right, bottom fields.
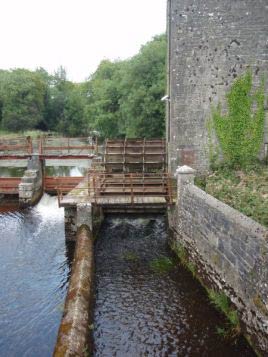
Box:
left=195, top=163, right=268, bottom=227
left=149, top=256, right=174, bottom=273
left=0, top=129, right=56, bottom=138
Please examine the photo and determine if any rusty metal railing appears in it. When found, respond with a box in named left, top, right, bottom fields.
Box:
left=39, top=136, right=98, bottom=157
left=44, top=176, right=84, bottom=193
left=0, top=177, right=22, bottom=194
left=0, top=137, right=32, bottom=158
left=56, top=171, right=176, bottom=206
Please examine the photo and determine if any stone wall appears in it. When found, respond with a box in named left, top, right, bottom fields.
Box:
left=168, top=166, right=268, bottom=354
left=167, top=0, right=268, bottom=174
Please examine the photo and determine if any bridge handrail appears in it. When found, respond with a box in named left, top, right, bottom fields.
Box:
left=56, top=171, right=176, bottom=206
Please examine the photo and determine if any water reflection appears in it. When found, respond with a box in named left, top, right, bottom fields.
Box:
left=0, top=194, right=70, bottom=357
left=0, top=167, right=25, bottom=177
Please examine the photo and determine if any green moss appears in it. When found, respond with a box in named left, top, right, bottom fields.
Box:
left=216, top=326, right=229, bottom=338
left=210, top=70, right=265, bottom=168
left=208, top=289, right=240, bottom=330
left=149, top=256, right=174, bottom=273
left=123, top=251, right=139, bottom=262
left=173, top=243, right=187, bottom=265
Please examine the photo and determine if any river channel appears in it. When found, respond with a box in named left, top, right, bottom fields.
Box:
left=0, top=168, right=255, bottom=356
left=94, top=215, right=255, bottom=356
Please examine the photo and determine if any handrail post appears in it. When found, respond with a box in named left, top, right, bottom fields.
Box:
left=93, top=174, right=96, bottom=204
left=130, top=173, right=133, bottom=204
left=95, top=137, right=98, bottom=155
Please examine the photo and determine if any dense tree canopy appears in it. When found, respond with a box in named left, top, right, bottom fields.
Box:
left=0, top=34, right=166, bottom=138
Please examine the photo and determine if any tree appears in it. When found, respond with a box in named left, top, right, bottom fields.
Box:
left=84, top=60, right=127, bottom=139
left=57, top=84, right=88, bottom=136
left=83, top=34, right=167, bottom=139
left=1, top=69, right=47, bottom=132
left=120, top=34, right=166, bottom=138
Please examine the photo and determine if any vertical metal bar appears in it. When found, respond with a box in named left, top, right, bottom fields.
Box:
left=168, top=174, right=172, bottom=204
left=130, top=173, right=133, bottom=204
left=95, top=137, right=98, bottom=155
left=93, top=175, right=96, bottom=204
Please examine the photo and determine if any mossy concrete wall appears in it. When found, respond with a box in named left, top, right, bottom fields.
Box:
left=168, top=166, right=268, bottom=354
left=167, top=0, right=268, bottom=173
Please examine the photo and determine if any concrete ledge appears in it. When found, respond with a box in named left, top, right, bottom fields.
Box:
left=54, top=225, right=94, bottom=357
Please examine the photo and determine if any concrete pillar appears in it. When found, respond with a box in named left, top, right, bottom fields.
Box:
left=19, top=155, right=43, bottom=207
left=175, top=165, right=196, bottom=201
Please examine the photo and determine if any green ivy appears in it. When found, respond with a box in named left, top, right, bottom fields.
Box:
left=212, top=71, right=265, bottom=168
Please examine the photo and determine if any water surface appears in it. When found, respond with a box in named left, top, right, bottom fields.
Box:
left=0, top=194, right=71, bottom=357
left=94, top=215, right=255, bottom=356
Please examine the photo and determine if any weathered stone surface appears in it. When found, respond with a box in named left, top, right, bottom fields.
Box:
left=19, top=157, right=43, bottom=207
left=167, top=0, right=268, bottom=173
left=64, top=207, right=77, bottom=241
left=169, top=168, right=268, bottom=354
left=77, top=203, right=92, bottom=230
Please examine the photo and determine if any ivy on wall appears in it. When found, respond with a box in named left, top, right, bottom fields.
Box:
left=211, top=71, right=265, bottom=168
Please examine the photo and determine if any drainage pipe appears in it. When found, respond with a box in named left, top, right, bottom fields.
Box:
left=54, top=224, right=94, bottom=356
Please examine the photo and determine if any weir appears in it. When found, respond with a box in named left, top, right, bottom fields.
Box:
left=0, top=135, right=267, bottom=355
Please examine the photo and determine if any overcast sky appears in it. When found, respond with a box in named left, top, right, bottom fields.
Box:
left=0, top=0, right=167, bottom=82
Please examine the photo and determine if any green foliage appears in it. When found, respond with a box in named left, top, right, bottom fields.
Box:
left=173, top=242, right=187, bottom=265
left=208, top=289, right=240, bottom=330
left=0, top=69, right=46, bottom=132
left=120, top=34, right=166, bottom=138
left=216, top=326, right=229, bottom=338
left=196, top=163, right=268, bottom=227
left=149, top=256, right=174, bottom=273
left=84, top=34, right=166, bottom=139
left=212, top=71, right=265, bottom=168
left=83, top=60, right=126, bottom=138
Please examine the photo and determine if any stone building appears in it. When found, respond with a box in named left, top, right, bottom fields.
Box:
left=166, top=0, right=268, bottom=174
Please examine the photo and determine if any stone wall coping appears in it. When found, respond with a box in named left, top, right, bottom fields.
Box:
left=188, top=184, right=268, bottom=240
left=175, top=165, right=196, bottom=176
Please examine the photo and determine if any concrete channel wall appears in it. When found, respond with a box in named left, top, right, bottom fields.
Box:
left=168, top=166, right=268, bottom=354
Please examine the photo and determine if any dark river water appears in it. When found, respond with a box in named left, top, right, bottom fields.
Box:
left=94, top=215, right=255, bottom=356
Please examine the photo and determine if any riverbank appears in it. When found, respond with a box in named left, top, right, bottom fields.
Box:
left=195, top=163, right=268, bottom=227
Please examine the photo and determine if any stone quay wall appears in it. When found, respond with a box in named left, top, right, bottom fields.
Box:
left=168, top=166, right=268, bottom=354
